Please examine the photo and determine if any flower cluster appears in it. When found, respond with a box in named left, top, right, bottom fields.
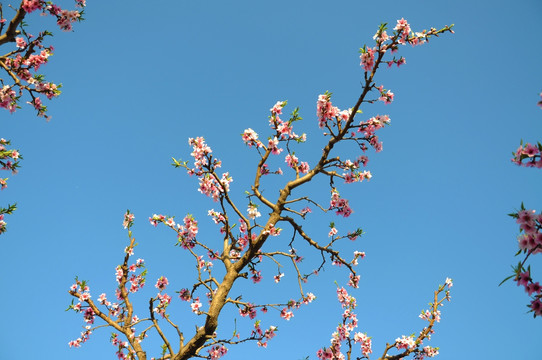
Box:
left=251, top=321, right=277, bottom=348
left=242, top=128, right=263, bottom=148
left=208, top=345, right=228, bottom=360
left=508, top=206, right=542, bottom=316
left=329, top=189, right=353, bottom=217
left=122, top=211, right=135, bottom=229
left=285, top=153, right=310, bottom=174
left=0, top=139, right=21, bottom=234
left=377, top=85, right=394, bottom=104
left=317, top=287, right=371, bottom=360
left=180, top=137, right=233, bottom=201
left=512, top=142, right=542, bottom=168
left=268, top=101, right=305, bottom=141
left=356, top=114, right=391, bottom=153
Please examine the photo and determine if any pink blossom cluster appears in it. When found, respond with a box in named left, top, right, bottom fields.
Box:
left=509, top=205, right=542, bottom=316
left=240, top=303, right=258, bottom=319
left=285, top=153, right=310, bottom=173
left=267, top=101, right=306, bottom=142
left=360, top=18, right=437, bottom=75
left=394, top=18, right=412, bottom=44
left=329, top=189, right=353, bottom=217
left=176, top=214, right=199, bottom=248
left=360, top=46, right=376, bottom=72
left=154, top=292, right=172, bottom=317
left=377, top=85, right=394, bottom=104
left=516, top=209, right=542, bottom=253
left=122, top=211, right=135, bottom=229
left=275, top=295, right=316, bottom=322
left=208, top=345, right=228, bottom=360
left=56, top=9, right=81, bottom=31
left=110, top=333, right=133, bottom=360
left=0, top=139, right=21, bottom=217
left=317, top=287, right=371, bottom=360
left=155, top=276, right=169, bottom=291
left=262, top=223, right=281, bottom=236
left=0, top=86, right=17, bottom=113
left=68, top=326, right=92, bottom=348
left=355, top=333, right=372, bottom=357
left=247, top=203, right=261, bottom=219
left=267, top=136, right=283, bottom=155
left=149, top=213, right=199, bottom=249
left=395, top=335, right=416, bottom=350
left=512, top=142, right=542, bottom=168
left=516, top=271, right=542, bottom=317
left=252, top=321, right=277, bottom=347
left=340, top=156, right=372, bottom=184
left=250, top=268, right=262, bottom=283
left=184, top=137, right=233, bottom=201
left=242, top=128, right=263, bottom=148
left=22, top=1, right=84, bottom=32
left=356, top=114, right=391, bottom=153
left=316, top=93, right=350, bottom=129
left=191, top=297, right=202, bottom=313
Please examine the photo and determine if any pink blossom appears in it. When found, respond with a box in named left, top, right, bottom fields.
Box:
left=280, top=308, right=294, bottom=320
left=98, top=293, right=107, bottom=304
left=15, top=37, right=27, bottom=49
left=179, top=288, right=191, bottom=301
left=317, top=94, right=340, bottom=128
left=190, top=298, right=202, bottom=313
left=268, top=136, right=283, bottom=155
left=247, top=203, right=261, bottom=219
left=422, top=346, right=439, bottom=358
left=330, top=189, right=353, bottom=217
left=354, top=333, right=372, bottom=356
left=526, top=282, right=541, bottom=296
left=122, top=211, right=134, bottom=229
left=395, top=335, right=416, bottom=350
left=22, top=0, right=42, bottom=13
left=242, top=128, right=262, bottom=147
left=270, top=101, right=285, bottom=115
left=299, top=162, right=310, bottom=174
left=208, top=345, right=228, bottom=360
left=360, top=47, right=376, bottom=71
left=285, top=153, right=298, bottom=169
left=57, top=10, right=81, bottom=32
left=251, top=269, right=262, bottom=284
left=239, top=303, right=257, bottom=319
left=155, top=276, right=169, bottom=291
left=348, top=273, right=360, bottom=288
left=531, top=299, right=542, bottom=316
left=517, top=271, right=531, bottom=287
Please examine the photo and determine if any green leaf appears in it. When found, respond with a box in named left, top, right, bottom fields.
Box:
left=499, top=274, right=516, bottom=286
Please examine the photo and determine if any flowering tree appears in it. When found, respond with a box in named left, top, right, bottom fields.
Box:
left=503, top=91, right=542, bottom=317
left=67, top=19, right=454, bottom=360
left=0, top=0, right=86, bottom=234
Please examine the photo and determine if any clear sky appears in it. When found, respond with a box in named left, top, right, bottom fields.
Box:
left=1, top=0, right=541, bottom=359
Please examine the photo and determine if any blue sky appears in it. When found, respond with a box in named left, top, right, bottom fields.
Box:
left=1, top=0, right=541, bottom=359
